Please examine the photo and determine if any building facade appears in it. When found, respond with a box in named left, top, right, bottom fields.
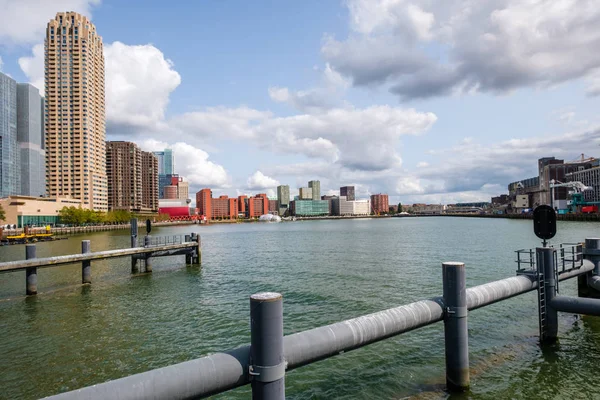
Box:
left=106, top=141, right=157, bottom=213
left=141, top=151, right=158, bottom=212
left=276, top=185, right=290, bottom=216
left=566, top=166, right=600, bottom=203
left=0, top=195, right=82, bottom=227
left=195, top=189, right=238, bottom=220
left=17, top=84, right=45, bottom=197
left=308, top=180, right=320, bottom=201
left=370, top=194, right=389, bottom=214
left=248, top=194, right=269, bottom=218
left=154, top=149, right=174, bottom=198
left=299, top=187, right=312, bottom=200
left=45, top=12, right=107, bottom=211
left=292, top=200, right=330, bottom=216
left=340, top=186, right=355, bottom=201
left=0, top=72, right=19, bottom=198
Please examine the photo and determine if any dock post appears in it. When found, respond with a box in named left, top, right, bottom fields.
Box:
left=538, top=247, right=558, bottom=343
left=185, top=234, right=192, bottom=264
left=144, top=235, right=152, bottom=273
left=25, top=244, right=37, bottom=295
left=130, top=218, right=139, bottom=273
left=581, top=238, right=600, bottom=298
left=250, top=292, right=285, bottom=400
left=442, top=261, right=469, bottom=392
left=81, top=240, right=91, bottom=284
left=194, top=233, right=201, bottom=264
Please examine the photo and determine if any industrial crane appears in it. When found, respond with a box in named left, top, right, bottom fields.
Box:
left=549, top=180, right=597, bottom=213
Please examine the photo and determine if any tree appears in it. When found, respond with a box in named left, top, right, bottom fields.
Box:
left=398, top=203, right=403, bottom=213
left=0, top=203, right=5, bottom=222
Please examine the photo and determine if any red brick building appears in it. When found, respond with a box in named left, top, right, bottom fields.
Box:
left=248, top=193, right=269, bottom=218
left=370, top=194, right=389, bottom=215
left=268, top=200, right=278, bottom=214
left=195, top=189, right=238, bottom=220
left=238, top=195, right=247, bottom=215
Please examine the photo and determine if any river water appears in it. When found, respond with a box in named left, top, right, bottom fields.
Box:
left=1, top=217, right=600, bottom=400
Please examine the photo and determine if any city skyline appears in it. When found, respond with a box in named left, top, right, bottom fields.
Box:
left=1, top=1, right=600, bottom=204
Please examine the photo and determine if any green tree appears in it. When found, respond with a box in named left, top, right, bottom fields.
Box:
left=0, top=203, right=5, bottom=222
left=398, top=203, right=403, bottom=213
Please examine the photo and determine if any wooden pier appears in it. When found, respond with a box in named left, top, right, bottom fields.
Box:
left=0, top=233, right=201, bottom=295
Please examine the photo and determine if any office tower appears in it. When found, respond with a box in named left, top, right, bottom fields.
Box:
left=308, top=180, right=320, bottom=201
left=141, top=151, right=158, bottom=212
left=277, top=185, right=290, bottom=215
left=17, top=84, right=45, bottom=197
left=299, top=187, right=313, bottom=200
left=340, top=186, right=355, bottom=201
left=45, top=12, right=107, bottom=210
left=154, top=149, right=175, bottom=198
left=0, top=72, right=20, bottom=197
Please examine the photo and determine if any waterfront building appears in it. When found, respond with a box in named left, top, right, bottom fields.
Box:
left=158, top=198, right=191, bottom=219
left=45, top=12, right=107, bottom=211
left=0, top=72, right=20, bottom=198
left=340, top=186, right=355, bottom=201
left=141, top=151, right=159, bottom=212
left=566, top=166, right=600, bottom=203
left=153, top=149, right=175, bottom=198
left=17, top=84, right=45, bottom=197
left=161, top=174, right=189, bottom=201
left=276, top=185, right=290, bottom=216
left=332, top=196, right=353, bottom=216
left=352, top=199, right=371, bottom=216
left=248, top=194, right=268, bottom=218
left=411, top=204, right=444, bottom=214
left=0, top=195, right=82, bottom=227
left=370, top=194, right=389, bottom=215
left=268, top=199, right=278, bottom=214
left=308, top=180, right=320, bottom=201
left=238, top=195, right=247, bottom=215
left=299, top=187, right=313, bottom=200
left=195, top=189, right=238, bottom=220
left=291, top=199, right=330, bottom=216
left=538, top=157, right=596, bottom=208
left=106, top=141, right=157, bottom=213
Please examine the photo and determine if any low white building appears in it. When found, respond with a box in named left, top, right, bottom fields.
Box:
left=352, top=200, right=371, bottom=215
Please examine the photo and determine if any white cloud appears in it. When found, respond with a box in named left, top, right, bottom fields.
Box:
left=104, top=41, right=181, bottom=130
left=0, top=0, right=100, bottom=45
left=246, top=171, right=280, bottom=190
left=325, top=0, right=600, bottom=99
left=17, top=43, right=44, bottom=94
left=139, top=139, right=230, bottom=191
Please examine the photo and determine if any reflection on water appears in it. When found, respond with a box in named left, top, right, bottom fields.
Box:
left=0, top=217, right=599, bottom=399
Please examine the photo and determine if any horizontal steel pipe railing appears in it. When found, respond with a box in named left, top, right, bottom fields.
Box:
left=551, top=296, right=600, bottom=317
left=43, top=260, right=596, bottom=400
left=0, top=243, right=197, bottom=273
left=588, top=275, right=600, bottom=292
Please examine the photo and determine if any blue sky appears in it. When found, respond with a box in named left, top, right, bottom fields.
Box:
left=1, top=0, right=599, bottom=204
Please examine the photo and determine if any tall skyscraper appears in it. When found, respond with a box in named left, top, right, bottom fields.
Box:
left=17, top=84, right=45, bottom=197
left=45, top=12, right=107, bottom=210
left=308, top=180, right=320, bottom=201
left=0, top=72, right=20, bottom=198
left=277, top=184, right=290, bottom=216
left=141, top=152, right=159, bottom=212
left=154, top=148, right=175, bottom=198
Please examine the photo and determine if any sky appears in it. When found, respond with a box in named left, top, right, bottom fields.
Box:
left=1, top=0, right=600, bottom=204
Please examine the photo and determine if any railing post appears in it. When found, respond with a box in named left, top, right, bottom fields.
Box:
left=250, top=292, right=285, bottom=400
left=538, top=247, right=558, bottom=343
left=81, top=240, right=91, bottom=284
left=144, top=235, right=152, bottom=272
left=25, top=244, right=37, bottom=295
left=442, top=261, right=469, bottom=392
left=131, top=218, right=139, bottom=273
left=185, top=234, right=192, bottom=264
left=581, top=238, right=600, bottom=298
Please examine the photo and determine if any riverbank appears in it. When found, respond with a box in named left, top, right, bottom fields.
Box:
left=398, top=213, right=600, bottom=221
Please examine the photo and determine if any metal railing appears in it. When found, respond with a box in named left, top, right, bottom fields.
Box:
left=43, top=252, right=600, bottom=400
left=516, top=242, right=584, bottom=274
left=138, top=234, right=186, bottom=247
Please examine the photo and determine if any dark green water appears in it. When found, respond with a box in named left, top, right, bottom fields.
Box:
left=1, top=217, right=600, bottom=400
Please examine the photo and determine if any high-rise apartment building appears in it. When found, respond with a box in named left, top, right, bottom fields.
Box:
left=141, top=151, right=159, bottom=212
left=308, top=180, right=320, bottom=201
left=45, top=12, right=107, bottom=210
left=106, top=141, right=157, bottom=213
left=17, top=84, right=45, bottom=197
left=340, top=186, right=355, bottom=201
left=0, top=72, right=20, bottom=198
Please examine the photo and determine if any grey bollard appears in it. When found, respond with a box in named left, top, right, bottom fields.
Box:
left=144, top=235, right=152, bottom=272
left=442, top=262, right=469, bottom=392
left=131, top=235, right=139, bottom=273
left=250, top=292, right=285, bottom=400
left=185, top=235, right=192, bottom=264
left=585, top=238, right=600, bottom=275
left=538, top=247, right=558, bottom=343
left=25, top=244, right=37, bottom=295
left=81, top=240, right=91, bottom=284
